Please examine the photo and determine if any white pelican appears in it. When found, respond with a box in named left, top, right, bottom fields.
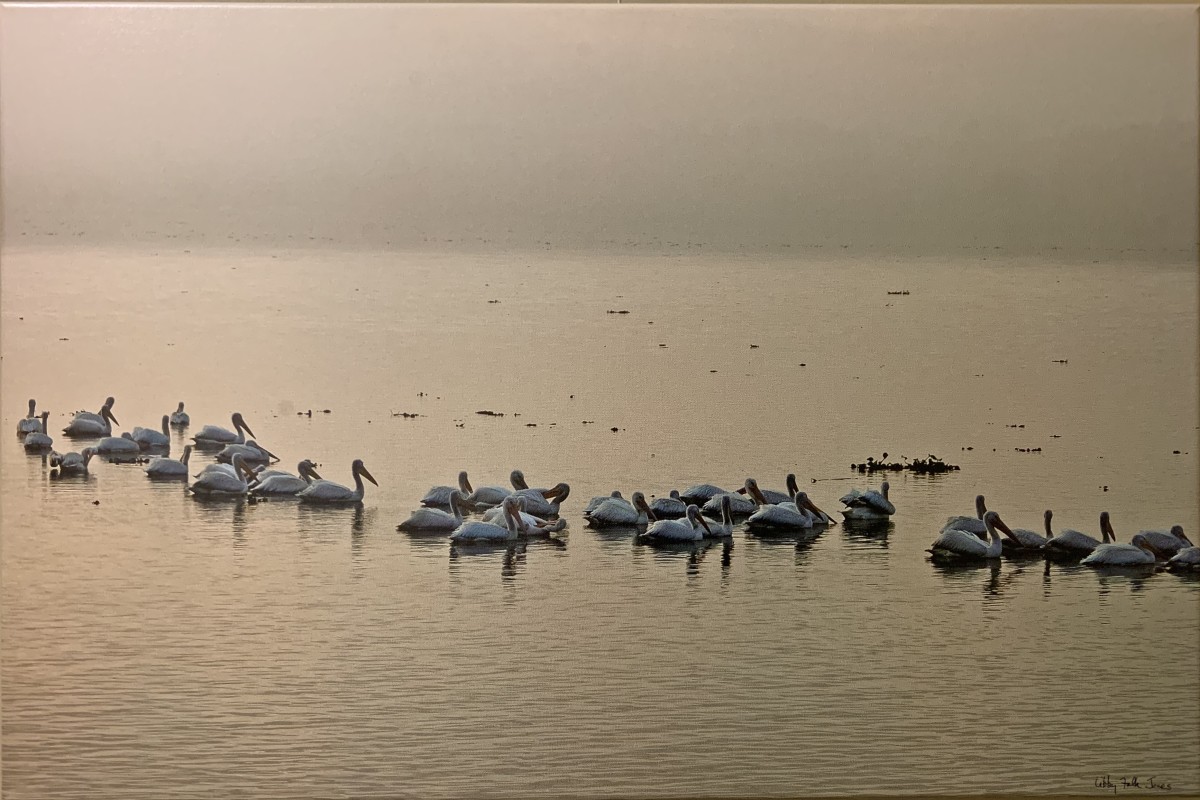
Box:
left=145, top=445, right=193, bottom=478
left=702, top=478, right=765, bottom=516
left=750, top=474, right=798, bottom=505
left=515, top=483, right=570, bottom=517
left=748, top=489, right=830, bottom=530
left=96, top=432, right=141, bottom=455
left=1002, top=510, right=1053, bottom=553
left=190, top=452, right=252, bottom=496
left=399, top=490, right=471, bottom=532
left=941, top=495, right=988, bottom=537
left=585, top=490, right=626, bottom=515
left=17, top=399, right=41, bottom=435
left=1167, top=546, right=1200, bottom=571
left=53, top=447, right=98, bottom=474
left=927, top=511, right=1015, bottom=559
left=649, top=490, right=687, bottom=519
left=169, top=402, right=190, bottom=427
left=23, top=412, right=53, bottom=451
left=420, top=471, right=473, bottom=508
left=700, top=495, right=736, bottom=537
left=482, top=496, right=567, bottom=532
left=131, top=415, right=171, bottom=448
left=297, top=459, right=378, bottom=504
left=61, top=401, right=118, bottom=438
left=639, top=505, right=706, bottom=543
left=584, top=491, right=651, bottom=527
left=216, top=440, right=277, bottom=466
left=1043, top=512, right=1113, bottom=557
left=1136, top=525, right=1192, bottom=559
left=65, top=396, right=115, bottom=428
left=192, top=412, right=255, bottom=448
left=248, top=460, right=322, bottom=496
left=679, top=483, right=732, bottom=506
left=464, top=471, right=521, bottom=509
left=840, top=481, right=896, bottom=520
left=450, top=496, right=520, bottom=542
left=1081, top=533, right=1160, bottom=567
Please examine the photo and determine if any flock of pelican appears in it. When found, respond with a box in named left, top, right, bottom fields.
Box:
left=17, top=397, right=1198, bottom=570
left=23, top=398, right=377, bottom=505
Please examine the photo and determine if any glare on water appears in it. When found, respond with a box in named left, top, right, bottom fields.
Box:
left=2, top=245, right=1198, bottom=798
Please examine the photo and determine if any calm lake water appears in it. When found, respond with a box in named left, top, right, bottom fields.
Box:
left=2, top=246, right=1198, bottom=798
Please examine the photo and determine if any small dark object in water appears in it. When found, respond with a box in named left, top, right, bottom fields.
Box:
left=1173, top=450, right=1181, bottom=454
left=526, top=423, right=537, bottom=427
left=606, top=310, right=630, bottom=314
left=1102, top=485, right=1109, bottom=492
left=570, top=395, right=574, bottom=399
left=750, top=344, right=759, bottom=349
left=611, top=427, right=619, bottom=433
left=322, top=409, right=331, bottom=414
left=886, top=290, right=911, bottom=295
left=1015, top=447, right=1042, bottom=453
left=59, top=337, right=69, bottom=341
left=476, top=410, right=504, bottom=417
left=799, top=363, right=806, bottom=367
left=455, top=423, right=464, bottom=428
left=1051, top=434, right=1062, bottom=438
left=1051, top=359, right=1068, bottom=364
left=488, top=300, right=500, bottom=304
left=658, top=344, right=667, bottom=348
left=392, top=412, right=421, bottom=418
left=710, top=370, right=718, bottom=373
left=92, top=500, right=100, bottom=505
left=851, top=453, right=959, bottom=474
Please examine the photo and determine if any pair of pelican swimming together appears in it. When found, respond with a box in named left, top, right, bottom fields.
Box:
left=420, top=470, right=570, bottom=517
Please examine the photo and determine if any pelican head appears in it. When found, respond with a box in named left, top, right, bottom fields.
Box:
left=103, top=396, right=115, bottom=409
left=27, top=399, right=36, bottom=416
left=352, top=459, right=378, bottom=486
left=160, top=415, right=170, bottom=433
left=746, top=479, right=769, bottom=506
left=232, top=412, right=255, bottom=439
left=81, top=447, right=98, bottom=466
left=983, top=510, right=1016, bottom=540
left=786, top=473, right=799, bottom=498
left=180, top=445, right=193, bottom=466
left=1130, top=534, right=1160, bottom=557
left=974, top=494, right=987, bottom=519
left=297, top=459, right=320, bottom=480
left=121, top=432, right=134, bottom=440
left=1100, top=511, right=1114, bottom=543
left=1170, top=525, right=1191, bottom=547
left=797, top=491, right=832, bottom=523
left=457, top=471, right=472, bottom=493
left=880, top=481, right=891, bottom=499
left=669, top=489, right=680, bottom=500
left=547, top=482, right=571, bottom=502
left=176, top=402, right=186, bottom=413
left=631, top=491, right=651, bottom=518
left=510, top=469, right=528, bottom=490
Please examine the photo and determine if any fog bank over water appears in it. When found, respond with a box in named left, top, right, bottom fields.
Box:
left=1, top=4, right=1196, bottom=257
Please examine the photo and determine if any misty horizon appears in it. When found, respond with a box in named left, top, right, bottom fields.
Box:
left=2, top=3, right=1197, bottom=258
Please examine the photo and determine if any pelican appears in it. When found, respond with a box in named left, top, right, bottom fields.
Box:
left=748, top=489, right=830, bottom=530
left=190, top=452, right=252, bottom=495
left=840, top=481, right=896, bottom=520
left=679, top=483, right=731, bottom=506
left=192, top=412, right=255, bottom=448
left=1043, top=512, right=1113, bottom=557
left=584, top=491, right=651, bottom=527
left=248, top=460, right=322, bottom=496
left=216, top=440, right=277, bottom=466
left=96, top=432, right=141, bottom=454
left=649, top=490, right=687, bottom=519
left=927, top=511, right=1015, bottom=559
left=169, top=402, right=190, bottom=427
left=515, top=483, right=570, bottom=517
left=145, top=445, right=193, bottom=478
left=420, top=471, right=473, bottom=508
left=482, top=496, right=567, bottom=532
left=585, top=490, right=626, bottom=515
left=1136, top=525, right=1192, bottom=559
left=702, top=478, right=765, bottom=516
left=1002, top=509, right=1054, bottom=552
left=53, top=447, right=97, bottom=474
left=749, top=474, right=798, bottom=505
left=17, top=399, right=41, bottom=435
left=1081, top=533, right=1160, bottom=567
left=297, top=459, right=378, bottom=504
left=62, top=401, right=118, bottom=438
left=700, top=495, right=736, bottom=537
left=65, top=396, right=115, bottom=428
left=464, top=471, right=520, bottom=509
left=23, top=412, right=53, bottom=451
left=941, top=495, right=988, bottom=537
left=639, top=505, right=706, bottom=543
left=450, top=496, right=521, bottom=542
left=131, top=415, right=171, bottom=448
left=1167, top=546, right=1200, bottom=571
left=400, top=490, right=471, bottom=532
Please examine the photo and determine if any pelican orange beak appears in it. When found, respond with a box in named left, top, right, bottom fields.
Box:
left=361, top=466, right=379, bottom=486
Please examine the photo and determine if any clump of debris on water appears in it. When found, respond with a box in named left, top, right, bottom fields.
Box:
left=850, top=453, right=960, bottom=474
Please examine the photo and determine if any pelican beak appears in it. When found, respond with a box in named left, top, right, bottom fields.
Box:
left=697, top=515, right=713, bottom=536
left=803, top=497, right=832, bottom=524
left=105, top=408, right=120, bottom=426
left=264, top=448, right=279, bottom=462
left=309, top=467, right=322, bottom=480
left=361, top=466, right=379, bottom=486
left=995, top=518, right=1017, bottom=539
left=750, top=485, right=769, bottom=505
left=736, top=487, right=748, bottom=495
left=243, top=423, right=257, bottom=439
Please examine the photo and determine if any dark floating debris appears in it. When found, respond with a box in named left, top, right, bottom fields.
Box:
left=526, top=423, right=537, bottom=427
left=582, top=420, right=594, bottom=424
left=750, top=344, right=760, bottom=349
left=1005, top=424, right=1026, bottom=428
left=606, top=310, right=630, bottom=314
left=710, top=370, right=718, bottom=373
left=1051, top=359, right=1068, bottom=364
left=611, top=427, right=619, bottom=433
left=1050, top=434, right=1062, bottom=438
left=476, top=410, right=505, bottom=417
left=487, top=300, right=500, bottom=304
left=886, top=290, right=911, bottom=295
left=851, top=454, right=960, bottom=474
left=322, top=409, right=331, bottom=414
left=1015, top=447, right=1043, bottom=453
left=658, top=344, right=668, bottom=348
left=391, top=412, right=421, bottom=418
left=92, top=500, right=100, bottom=505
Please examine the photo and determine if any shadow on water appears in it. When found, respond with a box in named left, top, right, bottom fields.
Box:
left=448, top=541, right=528, bottom=583
left=589, top=524, right=646, bottom=554
left=1090, top=563, right=1161, bottom=594
left=929, top=557, right=1007, bottom=599
left=634, top=537, right=729, bottom=578
left=840, top=519, right=892, bottom=551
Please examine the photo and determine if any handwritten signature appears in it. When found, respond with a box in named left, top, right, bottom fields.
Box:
left=1095, top=775, right=1174, bottom=794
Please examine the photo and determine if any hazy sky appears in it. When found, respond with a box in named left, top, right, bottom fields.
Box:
left=1, top=4, right=1196, bottom=255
